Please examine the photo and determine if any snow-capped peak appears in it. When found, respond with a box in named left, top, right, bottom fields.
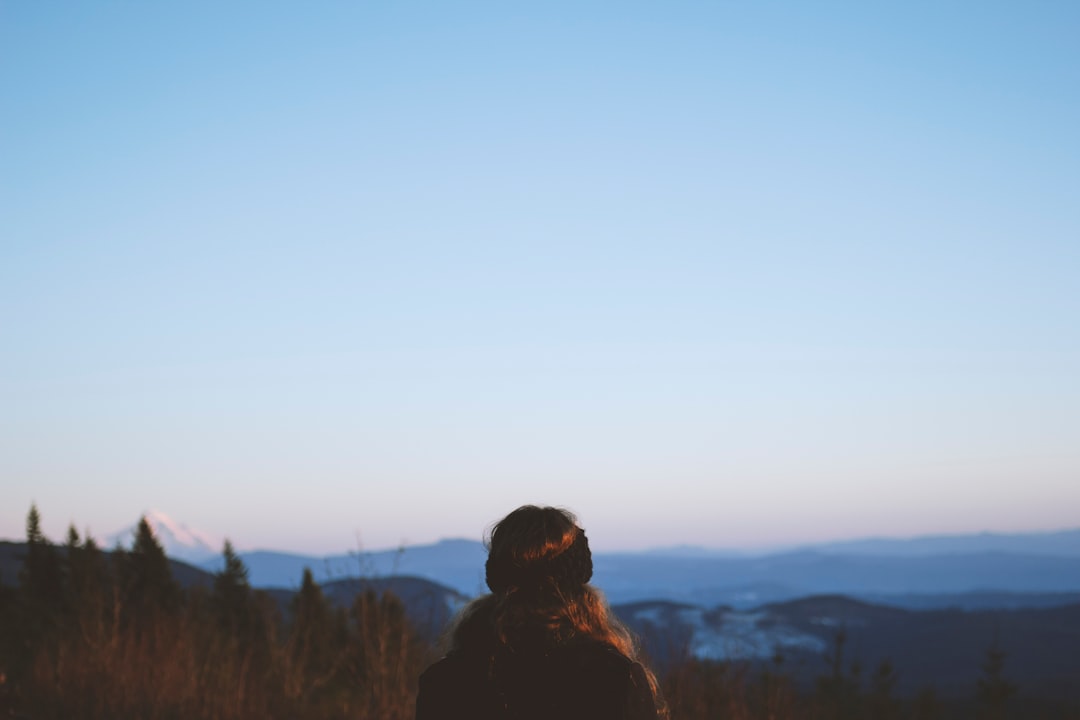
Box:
left=106, top=510, right=221, bottom=564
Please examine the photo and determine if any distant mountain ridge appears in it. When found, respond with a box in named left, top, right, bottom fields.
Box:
left=186, top=528, right=1080, bottom=611
left=203, top=538, right=489, bottom=597
left=803, top=527, right=1080, bottom=557
left=639, top=527, right=1080, bottom=558
left=593, top=548, right=1080, bottom=607
left=62, top=516, right=1080, bottom=610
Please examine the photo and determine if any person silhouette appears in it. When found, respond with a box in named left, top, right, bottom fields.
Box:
left=416, top=505, right=664, bottom=720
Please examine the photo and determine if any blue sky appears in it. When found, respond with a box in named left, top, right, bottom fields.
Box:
left=2, top=1, right=1078, bottom=554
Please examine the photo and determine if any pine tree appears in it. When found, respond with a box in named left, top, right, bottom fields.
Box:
left=116, top=515, right=180, bottom=629
left=17, top=505, right=65, bottom=643
left=64, top=525, right=109, bottom=643
left=19, top=504, right=64, bottom=609
left=212, top=540, right=252, bottom=635
left=205, top=540, right=279, bottom=718
left=284, top=568, right=346, bottom=715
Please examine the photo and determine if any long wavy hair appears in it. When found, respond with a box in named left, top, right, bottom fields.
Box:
left=444, top=505, right=665, bottom=715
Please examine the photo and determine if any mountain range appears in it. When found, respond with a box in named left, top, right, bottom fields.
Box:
left=6, top=517, right=1080, bottom=706
left=100, top=514, right=1080, bottom=610
left=3, top=538, right=1077, bottom=704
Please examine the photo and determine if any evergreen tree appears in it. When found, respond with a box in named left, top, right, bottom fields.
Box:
left=285, top=568, right=345, bottom=714
left=19, top=504, right=64, bottom=610
left=65, top=524, right=80, bottom=551
left=205, top=541, right=280, bottom=717
left=64, top=525, right=109, bottom=643
left=116, top=515, right=179, bottom=628
left=212, top=540, right=252, bottom=635
left=17, top=505, right=65, bottom=656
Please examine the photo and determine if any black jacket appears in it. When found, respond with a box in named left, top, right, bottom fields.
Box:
left=416, top=640, right=659, bottom=720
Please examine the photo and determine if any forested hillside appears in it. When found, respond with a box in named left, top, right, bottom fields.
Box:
left=2, top=506, right=1078, bottom=720
left=0, top=507, right=428, bottom=719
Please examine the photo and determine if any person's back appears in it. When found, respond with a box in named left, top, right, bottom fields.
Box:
left=418, top=625, right=657, bottom=720
left=414, top=505, right=664, bottom=720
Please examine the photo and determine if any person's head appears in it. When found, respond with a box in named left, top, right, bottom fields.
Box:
left=445, top=504, right=666, bottom=717
left=447, top=505, right=621, bottom=653
left=484, top=505, right=592, bottom=598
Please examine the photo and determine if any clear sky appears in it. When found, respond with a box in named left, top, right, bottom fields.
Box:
left=2, top=1, right=1078, bottom=554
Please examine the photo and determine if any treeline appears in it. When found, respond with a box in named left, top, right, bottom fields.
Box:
left=1, top=506, right=1075, bottom=720
left=0, top=506, right=428, bottom=720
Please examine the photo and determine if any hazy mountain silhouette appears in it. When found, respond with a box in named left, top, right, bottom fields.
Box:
left=803, top=528, right=1080, bottom=557
left=14, top=518, right=1080, bottom=610
left=181, top=527, right=1080, bottom=610
left=202, top=538, right=489, bottom=596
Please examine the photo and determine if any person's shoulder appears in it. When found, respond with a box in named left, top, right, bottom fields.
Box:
left=417, top=652, right=500, bottom=720
left=419, top=650, right=480, bottom=686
